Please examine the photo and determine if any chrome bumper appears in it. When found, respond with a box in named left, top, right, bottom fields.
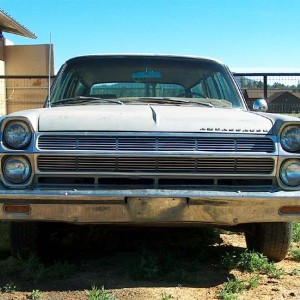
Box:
left=0, top=188, right=300, bottom=225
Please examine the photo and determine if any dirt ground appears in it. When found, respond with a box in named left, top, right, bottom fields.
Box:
left=0, top=226, right=299, bottom=300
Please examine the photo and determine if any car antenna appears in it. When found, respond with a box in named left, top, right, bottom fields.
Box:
left=47, top=33, right=52, bottom=107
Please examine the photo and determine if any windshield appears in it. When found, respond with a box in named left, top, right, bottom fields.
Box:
left=49, top=56, right=245, bottom=108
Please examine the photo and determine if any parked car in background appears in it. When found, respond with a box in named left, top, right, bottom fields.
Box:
left=1, top=54, right=300, bottom=261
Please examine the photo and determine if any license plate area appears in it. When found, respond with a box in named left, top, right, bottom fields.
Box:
left=126, top=197, right=188, bottom=222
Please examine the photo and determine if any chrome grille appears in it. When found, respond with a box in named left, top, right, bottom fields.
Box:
left=38, top=135, right=275, bottom=153
left=37, top=156, right=274, bottom=174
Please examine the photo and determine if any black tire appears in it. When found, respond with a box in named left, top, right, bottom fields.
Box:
left=245, top=222, right=292, bottom=262
left=9, top=222, right=39, bottom=258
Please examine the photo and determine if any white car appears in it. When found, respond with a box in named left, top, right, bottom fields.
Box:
left=1, top=54, right=300, bottom=261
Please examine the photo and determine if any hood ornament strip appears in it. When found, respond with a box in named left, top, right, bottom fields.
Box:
left=150, top=106, right=159, bottom=125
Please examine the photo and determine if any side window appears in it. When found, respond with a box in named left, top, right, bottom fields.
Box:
left=51, top=71, right=73, bottom=100
left=203, top=72, right=237, bottom=102
left=191, top=82, right=207, bottom=97
left=213, top=73, right=235, bottom=100
left=67, top=73, right=81, bottom=97
left=206, top=77, right=219, bottom=99
left=75, top=81, right=86, bottom=96
left=53, top=69, right=82, bottom=99
left=213, top=74, right=225, bottom=99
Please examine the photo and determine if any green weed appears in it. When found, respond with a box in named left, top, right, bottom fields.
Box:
left=237, top=251, right=270, bottom=272
left=28, top=289, right=42, bottom=300
left=86, top=286, right=117, bottom=300
left=46, top=261, right=77, bottom=279
left=1, top=282, right=17, bottom=293
left=219, top=278, right=245, bottom=300
left=218, top=290, right=239, bottom=300
left=290, top=249, right=300, bottom=261
left=293, top=222, right=300, bottom=242
left=17, top=255, right=46, bottom=282
left=222, top=250, right=284, bottom=278
left=219, top=275, right=261, bottom=300
left=223, top=278, right=246, bottom=293
left=0, top=254, right=75, bottom=282
left=265, top=264, right=285, bottom=279
left=247, top=275, right=261, bottom=289
left=0, top=254, right=45, bottom=281
left=220, top=251, right=240, bottom=270
left=0, top=222, right=10, bottom=253
left=161, top=292, right=175, bottom=300
left=291, top=268, right=300, bottom=276
left=131, top=250, right=160, bottom=280
left=130, top=243, right=217, bottom=283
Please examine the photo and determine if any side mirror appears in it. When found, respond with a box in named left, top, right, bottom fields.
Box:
left=253, top=99, right=268, bottom=112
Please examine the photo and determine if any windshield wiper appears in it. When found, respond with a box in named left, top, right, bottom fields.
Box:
left=134, top=97, right=214, bottom=107
left=51, top=96, right=124, bottom=106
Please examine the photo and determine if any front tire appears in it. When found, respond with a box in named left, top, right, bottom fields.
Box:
left=10, top=222, right=39, bottom=258
left=245, top=222, right=292, bottom=262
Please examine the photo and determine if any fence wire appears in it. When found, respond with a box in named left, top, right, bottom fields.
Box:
left=234, top=73, right=300, bottom=113
left=0, top=76, right=52, bottom=114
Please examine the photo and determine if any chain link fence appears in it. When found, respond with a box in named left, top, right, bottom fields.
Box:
left=0, top=76, right=53, bottom=114
left=234, top=73, right=300, bottom=113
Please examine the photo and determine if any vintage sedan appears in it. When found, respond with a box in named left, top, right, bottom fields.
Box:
left=1, top=54, right=300, bottom=261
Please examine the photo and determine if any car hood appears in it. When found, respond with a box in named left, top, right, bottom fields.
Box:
left=10, top=105, right=274, bottom=134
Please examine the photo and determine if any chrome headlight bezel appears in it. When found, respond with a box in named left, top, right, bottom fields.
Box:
left=280, top=125, right=300, bottom=152
left=3, top=120, right=32, bottom=149
left=2, top=156, right=32, bottom=184
left=280, top=159, right=300, bottom=187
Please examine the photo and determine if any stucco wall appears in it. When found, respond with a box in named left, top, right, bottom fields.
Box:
left=5, top=44, right=54, bottom=75
left=0, top=38, right=4, bottom=61
left=0, top=60, right=5, bottom=115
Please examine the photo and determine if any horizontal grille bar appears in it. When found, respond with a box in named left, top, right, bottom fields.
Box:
left=36, top=176, right=274, bottom=188
left=38, top=135, right=275, bottom=153
left=37, top=156, right=274, bottom=174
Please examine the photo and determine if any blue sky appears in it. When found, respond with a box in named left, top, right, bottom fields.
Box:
left=1, top=0, right=300, bottom=73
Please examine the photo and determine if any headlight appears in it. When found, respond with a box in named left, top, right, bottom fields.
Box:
left=280, top=125, right=300, bottom=152
left=3, top=156, right=31, bottom=184
left=3, top=120, right=32, bottom=149
left=280, top=160, right=300, bottom=187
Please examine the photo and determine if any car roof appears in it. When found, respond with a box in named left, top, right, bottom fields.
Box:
left=65, top=53, right=224, bottom=66
left=61, top=54, right=227, bottom=88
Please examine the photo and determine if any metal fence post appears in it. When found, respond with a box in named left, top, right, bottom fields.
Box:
left=264, top=75, right=268, bottom=100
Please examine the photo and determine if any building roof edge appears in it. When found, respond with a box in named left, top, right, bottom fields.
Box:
left=0, top=9, right=36, bottom=39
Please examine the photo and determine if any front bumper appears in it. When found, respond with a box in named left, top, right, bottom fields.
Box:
left=0, top=188, right=300, bottom=225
